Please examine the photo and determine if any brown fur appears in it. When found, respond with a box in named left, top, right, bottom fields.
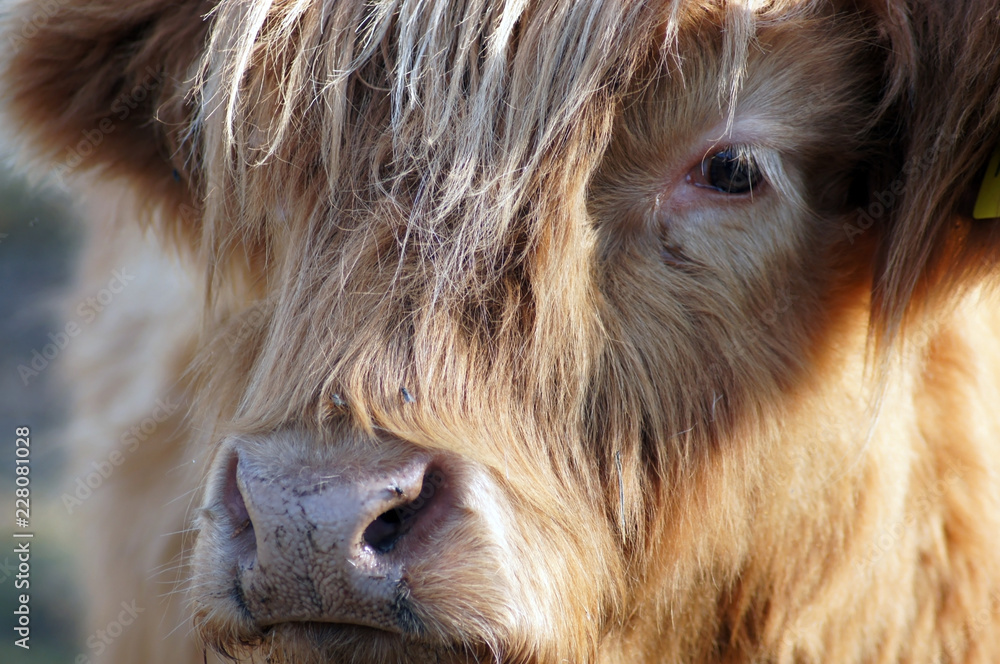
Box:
left=4, top=0, right=1000, bottom=662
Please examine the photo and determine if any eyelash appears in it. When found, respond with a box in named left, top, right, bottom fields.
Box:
left=687, top=147, right=764, bottom=195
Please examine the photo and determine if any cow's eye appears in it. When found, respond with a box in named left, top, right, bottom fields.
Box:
left=690, top=148, right=763, bottom=195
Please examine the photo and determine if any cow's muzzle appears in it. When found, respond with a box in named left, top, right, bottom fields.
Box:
left=200, top=433, right=455, bottom=634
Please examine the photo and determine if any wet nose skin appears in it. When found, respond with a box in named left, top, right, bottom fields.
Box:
left=215, top=439, right=452, bottom=633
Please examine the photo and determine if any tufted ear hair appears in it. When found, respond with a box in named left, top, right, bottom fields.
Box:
left=861, top=0, right=1000, bottom=344
left=2, top=0, right=213, bottom=236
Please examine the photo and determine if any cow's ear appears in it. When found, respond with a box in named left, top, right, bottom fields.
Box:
left=866, top=0, right=1000, bottom=342
left=3, top=0, right=213, bottom=230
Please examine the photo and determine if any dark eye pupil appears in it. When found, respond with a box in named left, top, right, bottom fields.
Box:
left=706, top=149, right=760, bottom=194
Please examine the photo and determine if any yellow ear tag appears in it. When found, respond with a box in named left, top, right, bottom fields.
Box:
left=973, top=143, right=1000, bottom=219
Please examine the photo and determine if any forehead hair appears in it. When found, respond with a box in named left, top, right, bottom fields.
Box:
left=147, top=0, right=902, bottom=437
left=192, top=0, right=842, bottom=293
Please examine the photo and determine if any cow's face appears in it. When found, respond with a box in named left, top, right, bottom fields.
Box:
left=7, top=0, right=996, bottom=662
left=181, top=4, right=884, bottom=662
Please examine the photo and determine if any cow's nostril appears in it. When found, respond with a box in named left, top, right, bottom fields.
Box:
left=364, top=508, right=405, bottom=553
left=363, top=468, right=445, bottom=554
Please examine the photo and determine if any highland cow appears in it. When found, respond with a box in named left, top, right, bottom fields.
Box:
left=4, top=0, right=1000, bottom=662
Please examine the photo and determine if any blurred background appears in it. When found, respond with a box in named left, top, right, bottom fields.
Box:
left=0, top=156, right=86, bottom=663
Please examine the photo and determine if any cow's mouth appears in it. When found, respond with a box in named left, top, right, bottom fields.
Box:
left=236, top=621, right=478, bottom=664
left=240, top=571, right=428, bottom=636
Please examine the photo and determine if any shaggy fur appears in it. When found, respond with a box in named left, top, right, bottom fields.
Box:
left=4, top=0, right=1000, bottom=662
